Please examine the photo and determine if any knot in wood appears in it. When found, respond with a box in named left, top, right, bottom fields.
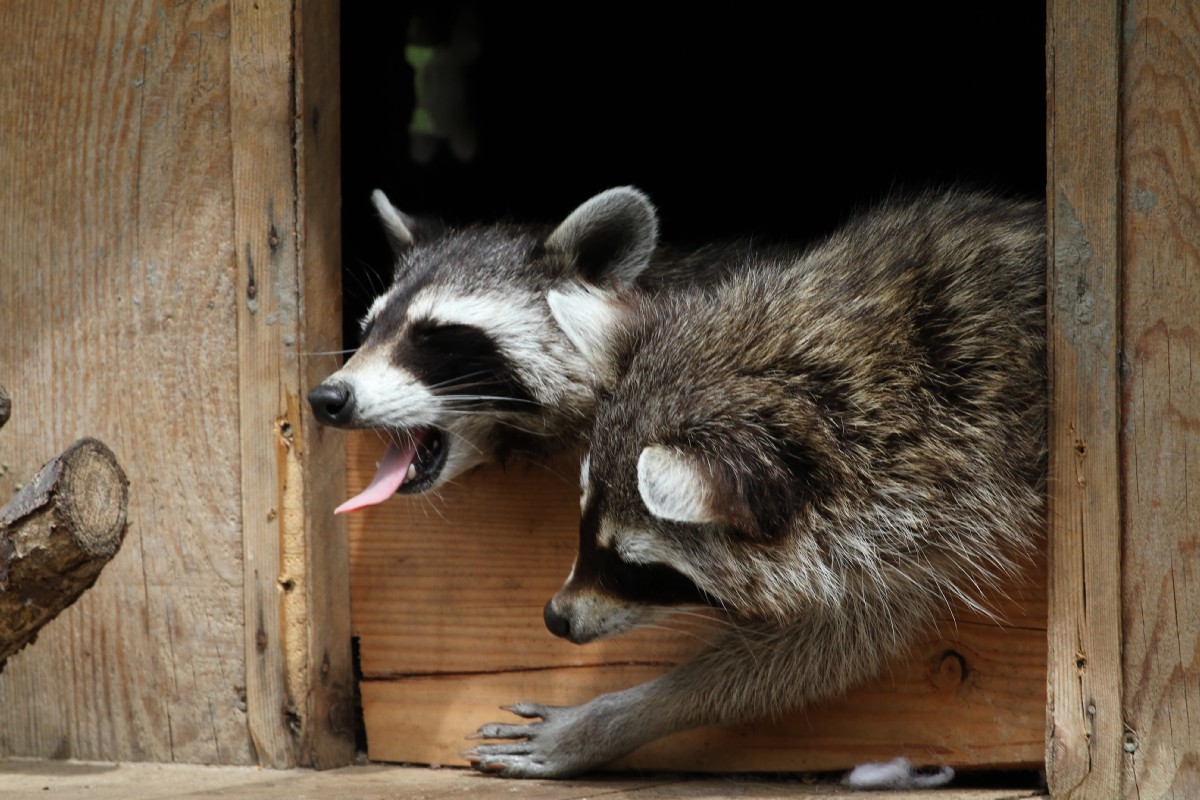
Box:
left=932, top=650, right=968, bottom=691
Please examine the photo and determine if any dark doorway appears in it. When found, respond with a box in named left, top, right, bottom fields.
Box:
left=341, top=4, right=1046, bottom=346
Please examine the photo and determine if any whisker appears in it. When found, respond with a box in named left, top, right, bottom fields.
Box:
left=713, top=596, right=760, bottom=666
left=443, top=429, right=486, bottom=458
left=298, top=348, right=359, bottom=357
left=638, top=623, right=723, bottom=650
left=425, top=372, right=495, bottom=391
left=436, top=395, right=543, bottom=406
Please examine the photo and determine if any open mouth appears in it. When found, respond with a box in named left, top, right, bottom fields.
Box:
left=334, top=427, right=449, bottom=514
left=396, top=427, right=447, bottom=494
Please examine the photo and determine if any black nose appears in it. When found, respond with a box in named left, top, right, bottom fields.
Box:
left=543, top=599, right=571, bottom=639
left=307, top=382, right=355, bottom=427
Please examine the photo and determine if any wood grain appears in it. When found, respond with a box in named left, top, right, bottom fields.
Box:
left=1045, top=1, right=1125, bottom=797
left=0, top=759, right=1050, bottom=800
left=293, top=0, right=356, bottom=772
left=230, top=0, right=354, bottom=768
left=1119, top=1, right=1200, bottom=796
left=347, top=433, right=1048, bottom=772
left=0, top=0, right=349, bottom=767
left=0, top=0, right=255, bottom=764
left=231, top=0, right=301, bottom=766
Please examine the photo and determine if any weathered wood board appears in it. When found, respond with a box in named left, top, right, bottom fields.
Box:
left=0, top=0, right=350, bottom=768
left=348, top=433, right=1048, bottom=772
left=0, top=1, right=254, bottom=764
left=1046, top=1, right=1200, bottom=797
left=1044, top=1, right=1125, bottom=796
left=0, top=759, right=1050, bottom=800
left=1117, top=0, right=1200, bottom=795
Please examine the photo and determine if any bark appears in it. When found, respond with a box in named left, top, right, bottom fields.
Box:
left=0, top=438, right=129, bottom=667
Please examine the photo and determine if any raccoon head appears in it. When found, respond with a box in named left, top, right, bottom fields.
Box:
left=544, top=284, right=836, bottom=642
left=544, top=438, right=792, bottom=644
left=307, top=187, right=660, bottom=511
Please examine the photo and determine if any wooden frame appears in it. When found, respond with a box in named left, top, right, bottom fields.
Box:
left=0, top=3, right=1194, bottom=790
left=1045, top=0, right=1199, bottom=796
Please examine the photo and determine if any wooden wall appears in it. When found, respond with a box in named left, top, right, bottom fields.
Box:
left=348, top=447, right=1049, bottom=773
left=0, top=0, right=352, bottom=768
left=1046, top=0, right=1200, bottom=797
left=0, top=0, right=1194, bottom=788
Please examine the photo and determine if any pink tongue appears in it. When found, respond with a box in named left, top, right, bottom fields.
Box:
left=335, top=437, right=420, bottom=515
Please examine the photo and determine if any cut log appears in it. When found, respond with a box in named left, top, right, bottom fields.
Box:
left=0, top=438, right=129, bottom=668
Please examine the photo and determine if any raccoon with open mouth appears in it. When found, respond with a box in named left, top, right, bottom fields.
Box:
left=308, top=187, right=747, bottom=511
left=467, top=188, right=1046, bottom=778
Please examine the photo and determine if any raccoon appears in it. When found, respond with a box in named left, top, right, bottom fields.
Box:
left=467, top=189, right=1046, bottom=778
left=309, top=187, right=742, bottom=511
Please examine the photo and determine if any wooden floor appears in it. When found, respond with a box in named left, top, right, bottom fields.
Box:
left=0, top=760, right=1046, bottom=800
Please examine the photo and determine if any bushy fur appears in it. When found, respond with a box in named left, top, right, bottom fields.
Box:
left=469, top=188, right=1046, bottom=778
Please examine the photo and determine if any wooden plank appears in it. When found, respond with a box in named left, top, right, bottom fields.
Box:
left=1044, top=1, right=1125, bottom=797
left=230, top=0, right=302, bottom=767
left=0, top=1, right=255, bottom=764
left=0, top=759, right=1049, bottom=800
left=230, top=0, right=354, bottom=769
left=347, top=433, right=1047, bottom=771
left=1119, top=1, right=1200, bottom=796
left=293, top=0, right=356, bottom=770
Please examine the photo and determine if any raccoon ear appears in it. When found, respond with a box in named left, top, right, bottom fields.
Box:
left=371, top=189, right=418, bottom=256
left=547, top=286, right=626, bottom=384
left=545, top=187, right=658, bottom=287
left=637, top=446, right=717, bottom=524
left=637, top=444, right=781, bottom=540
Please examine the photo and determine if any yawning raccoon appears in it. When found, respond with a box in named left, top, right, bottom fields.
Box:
left=468, top=188, right=1046, bottom=777
left=309, top=187, right=744, bottom=511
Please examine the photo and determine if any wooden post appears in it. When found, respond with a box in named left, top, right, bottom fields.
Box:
left=1119, top=1, right=1200, bottom=795
left=1, top=439, right=129, bottom=666
left=1045, top=1, right=1125, bottom=797
left=230, top=0, right=353, bottom=769
left=1048, top=1, right=1200, bottom=797
left=295, top=0, right=355, bottom=770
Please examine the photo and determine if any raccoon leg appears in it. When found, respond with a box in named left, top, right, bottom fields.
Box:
left=467, top=603, right=923, bottom=778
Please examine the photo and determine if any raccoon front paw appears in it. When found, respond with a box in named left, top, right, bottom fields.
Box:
left=465, top=701, right=621, bottom=779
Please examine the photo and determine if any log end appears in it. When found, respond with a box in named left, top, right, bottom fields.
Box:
left=57, top=438, right=129, bottom=557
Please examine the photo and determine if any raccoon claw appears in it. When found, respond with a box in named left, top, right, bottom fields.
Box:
left=500, top=702, right=549, bottom=718
left=474, top=721, right=536, bottom=740
left=464, top=739, right=545, bottom=779
left=468, top=702, right=590, bottom=779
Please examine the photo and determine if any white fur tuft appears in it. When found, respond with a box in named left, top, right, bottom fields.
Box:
left=637, top=445, right=715, bottom=524
left=547, top=287, right=623, bottom=380
left=371, top=189, right=417, bottom=252
left=579, top=450, right=592, bottom=511
left=843, top=757, right=955, bottom=790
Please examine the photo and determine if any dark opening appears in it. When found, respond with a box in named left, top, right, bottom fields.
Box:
left=337, top=1, right=1047, bottom=767
left=341, top=4, right=1045, bottom=346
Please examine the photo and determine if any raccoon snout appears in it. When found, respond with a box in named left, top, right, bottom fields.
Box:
left=543, top=599, right=572, bottom=640
left=308, top=382, right=355, bottom=427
